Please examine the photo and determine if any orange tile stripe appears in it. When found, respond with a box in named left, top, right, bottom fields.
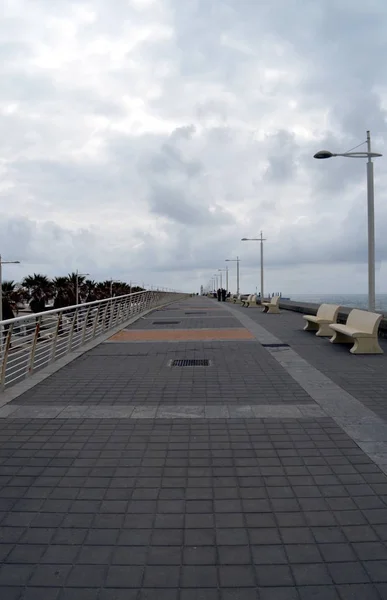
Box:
left=172, top=307, right=224, bottom=311
left=108, top=328, right=255, bottom=342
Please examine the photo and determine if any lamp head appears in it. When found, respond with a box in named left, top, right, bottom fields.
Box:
left=314, top=150, right=335, bottom=159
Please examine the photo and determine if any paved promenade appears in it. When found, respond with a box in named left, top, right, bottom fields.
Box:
left=1, top=297, right=387, bottom=599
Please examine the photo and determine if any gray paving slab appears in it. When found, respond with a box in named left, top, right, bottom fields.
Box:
left=0, top=416, right=386, bottom=598
left=1, top=296, right=387, bottom=598
left=229, top=301, right=387, bottom=422
left=9, top=339, right=313, bottom=407
left=128, top=316, right=241, bottom=329
left=0, top=403, right=324, bottom=419
left=223, top=302, right=387, bottom=475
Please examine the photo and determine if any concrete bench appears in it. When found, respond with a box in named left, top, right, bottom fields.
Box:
left=329, top=308, right=383, bottom=354
left=262, top=295, right=280, bottom=314
left=232, top=294, right=240, bottom=304
left=242, top=294, right=256, bottom=308
left=303, top=303, right=340, bottom=337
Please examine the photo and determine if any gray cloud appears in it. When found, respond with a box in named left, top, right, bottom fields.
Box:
left=1, top=0, right=387, bottom=294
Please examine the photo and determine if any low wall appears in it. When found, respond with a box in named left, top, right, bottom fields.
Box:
left=277, top=300, right=387, bottom=339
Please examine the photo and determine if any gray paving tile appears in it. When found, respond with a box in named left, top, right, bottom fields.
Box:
left=1, top=297, right=387, bottom=598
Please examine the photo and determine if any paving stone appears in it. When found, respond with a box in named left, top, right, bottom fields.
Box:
left=218, top=565, right=256, bottom=587
left=143, top=565, right=180, bottom=587
left=292, top=563, right=333, bottom=585
left=2, top=297, right=387, bottom=598
left=105, top=566, right=143, bottom=587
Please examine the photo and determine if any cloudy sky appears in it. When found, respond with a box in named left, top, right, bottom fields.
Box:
left=1, top=0, right=387, bottom=294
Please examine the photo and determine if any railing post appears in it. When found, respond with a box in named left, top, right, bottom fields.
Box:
left=102, top=302, right=110, bottom=331
left=1, top=324, right=14, bottom=390
left=108, top=298, right=115, bottom=329
left=81, top=306, right=92, bottom=344
left=67, top=309, right=78, bottom=352
left=92, top=305, right=102, bottom=338
left=29, top=316, right=42, bottom=373
left=50, top=315, right=61, bottom=364
left=112, top=298, right=120, bottom=327
left=117, top=299, right=124, bottom=324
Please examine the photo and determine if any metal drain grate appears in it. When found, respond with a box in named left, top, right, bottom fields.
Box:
left=185, top=311, right=207, bottom=315
left=170, top=359, right=210, bottom=367
left=262, top=343, right=289, bottom=348
left=152, top=320, right=181, bottom=325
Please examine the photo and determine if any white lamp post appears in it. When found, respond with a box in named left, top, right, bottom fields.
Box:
left=241, top=231, right=266, bottom=301
left=314, top=130, right=382, bottom=312
left=110, top=279, right=120, bottom=297
left=0, top=255, right=20, bottom=349
left=218, top=267, right=229, bottom=293
left=225, top=257, right=240, bottom=295
left=75, top=270, right=89, bottom=305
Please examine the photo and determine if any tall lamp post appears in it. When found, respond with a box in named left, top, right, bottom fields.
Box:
left=110, top=279, right=120, bottom=298
left=241, top=231, right=266, bottom=301
left=75, top=270, right=89, bottom=305
left=314, top=130, right=382, bottom=312
left=218, top=268, right=229, bottom=292
left=225, top=257, right=240, bottom=295
left=0, top=255, right=20, bottom=349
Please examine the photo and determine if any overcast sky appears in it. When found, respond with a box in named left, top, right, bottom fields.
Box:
left=1, top=0, right=387, bottom=294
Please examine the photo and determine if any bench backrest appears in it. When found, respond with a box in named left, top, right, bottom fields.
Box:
left=270, top=295, right=280, bottom=306
left=249, top=294, right=256, bottom=302
left=346, top=308, right=382, bottom=335
left=316, top=303, right=340, bottom=321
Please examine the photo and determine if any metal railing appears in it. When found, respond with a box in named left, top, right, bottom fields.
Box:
left=0, top=290, right=185, bottom=390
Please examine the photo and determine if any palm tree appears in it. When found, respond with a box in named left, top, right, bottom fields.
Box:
left=52, top=276, right=69, bottom=292
left=2, top=280, right=26, bottom=308
left=22, top=274, right=53, bottom=299
left=66, top=272, right=88, bottom=304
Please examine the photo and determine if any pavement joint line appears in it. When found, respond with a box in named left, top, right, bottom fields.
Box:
left=0, top=298, right=183, bottom=408
left=0, top=403, right=324, bottom=419
left=223, top=301, right=387, bottom=474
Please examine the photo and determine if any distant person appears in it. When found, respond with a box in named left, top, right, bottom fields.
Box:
left=217, top=288, right=221, bottom=302
left=221, top=288, right=226, bottom=302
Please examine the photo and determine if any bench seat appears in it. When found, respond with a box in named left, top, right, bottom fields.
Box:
left=303, top=303, right=340, bottom=337
left=262, top=295, right=280, bottom=314
left=329, top=308, right=383, bottom=354
left=242, top=294, right=256, bottom=308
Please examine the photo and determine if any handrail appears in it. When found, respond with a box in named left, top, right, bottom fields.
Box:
left=0, top=290, right=186, bottom=391
left=0, top=290, right=148, bottom=326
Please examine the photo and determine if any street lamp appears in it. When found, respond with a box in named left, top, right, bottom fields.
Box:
left=241, top=232, right=266, bottom=301
left=225, top=257, right=240, bottom=295
left=75, top=270, right=89, bottom=305
left=314, top=130, right=382, bottom=312
left=218, top=267, right=229, bottom=293
left=0, top=255, right=20, bottom=348
left=217, top=269, right=224, bottom=290
left=110, top=279, right=120, bottom=297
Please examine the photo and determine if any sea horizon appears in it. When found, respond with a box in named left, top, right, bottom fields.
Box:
left=288, top=293, right=387, bottom=312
